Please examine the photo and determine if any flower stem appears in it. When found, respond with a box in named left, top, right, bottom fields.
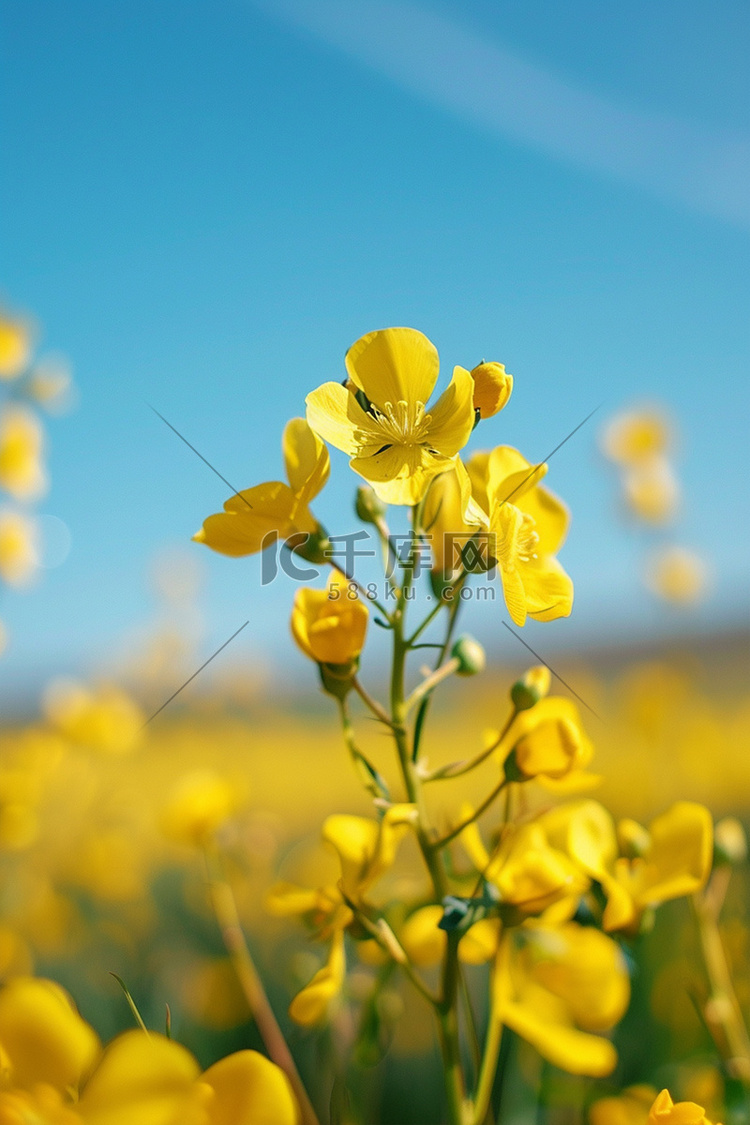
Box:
left=202, top=846, right=321, bottom=1125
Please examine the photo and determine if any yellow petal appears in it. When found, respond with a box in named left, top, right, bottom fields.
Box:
left=501, top=991, right=617, bottom=1076
left=528, top=923, right=630, bottom=1031
left=425, top=367, right=476, bottom=457
left=195, top=482, right=297, bottom=557
left=466, top=450, right=491, bottom=514
left=282, top=418, right=330, bottom=502
left=0, top=315, right=33, bottom=380
left=291, top=586, right=369, bottom=665
left=79, top=1031, right=204, bottom=1125
left=264, top=882, right=321, bottom=917
left=344, top=328, right=439, bottom=412
left=202, top=1051, right=299, bottom=1125
left=0, top=407, right=47, bottom=500
left=500, top=561, right=528, bottom=627
left=635, top=802, right=713, bottom=907
left=459, top=919, right=501, bottom=965
left=400, top=906, right=445, bottom=968
left=487, top=446, right=547, bottom=509
left=0, top=976, right=100, bottom=1093
left=522, top=555, right=574, bottom=623
left=349, top=446, right=454, bottom=506
left=288, top=930, right=345, bottom=1027
left=516, top=484, right=569, bottom=554
left=305, top=382, right=376, bottom=457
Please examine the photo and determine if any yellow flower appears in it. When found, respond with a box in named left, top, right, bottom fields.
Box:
left=42, top=680, right=143, bottom=754
left=0, top=315, right=32, bottom=381
left=461, top=811, right=589, bottom=919
left=601, top=409, right=671, bottom=465
left=469, top=362, right=513, bottom=419
left=305, top=327, right=476, bottom=505
left=291, top=577, right=369, bottom=666
left=161, top=770, right=247, bottom=847
left=492, top=923, right=627, bottom=1077
left=481, top=446, right=573, bottom=626
left=0, top=976, right=299, bottom=1125
left=623, top=456, right=679, bottom=523
left=195, top=418, right=329, bottom=557
left=399, top=905, right=500, bottom=967
left=539, top=799, right=713, bottom=933
left=648, top=1089, right=722, bottom=1125
left=646, top=546, right=708, bottom=604
left=322, top=805, right=417, bottom=902
left=500, top=696, right=594, bottom=782
left=0, top=407, right=47, bottom=500
left=602, top=802, right=713, bottom=932
left=0, top=510, right=38, bottom=586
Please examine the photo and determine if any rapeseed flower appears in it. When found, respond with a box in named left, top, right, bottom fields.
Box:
left=648, top=1089, right=722, bottom=1125
left=0, top=314, right=32, bottom=381
left=195, top=418, right=329, bottom=557
left=305, top=327, right=476, bottom=505
left=291, top=577, right=368, bottom=667
left=0, top=407, right=46, bottom=500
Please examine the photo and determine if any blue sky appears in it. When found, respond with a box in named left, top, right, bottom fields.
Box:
left=1, top=0, right=748, bottom=701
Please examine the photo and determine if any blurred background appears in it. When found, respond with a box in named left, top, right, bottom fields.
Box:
left=1, top=0, right=748, bottom=702
left=0, top=4, right=748, bottom=1122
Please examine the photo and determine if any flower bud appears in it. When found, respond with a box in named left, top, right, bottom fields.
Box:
left=469, top=362, right=513, bottom=420
left=510, top=665, right=551, bottom=711
left=291, top=580, right=369, bottom=668
left=451, top=635, right=486, bottom=676
left=355, top=485, right=387, bottom=524
left=713, top=817, right=747, bottom=866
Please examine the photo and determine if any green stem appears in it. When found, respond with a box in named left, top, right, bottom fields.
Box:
left=433, top=780, right=508, bottom=850
left=412, top=584, right=465, bottom=762
left=423, top=709, right=518, bottom=782
left=471, top=935, right=508, bottom=1125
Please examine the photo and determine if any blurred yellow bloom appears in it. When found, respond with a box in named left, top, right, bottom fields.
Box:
left=0, top=510, right=38, bottom=586
left=601, top=409, right=671, bottom=465
left=589, top=1085, right=658, bottom=1125
left=540, top=799, right=712, bottom=933
left=0, top=977, right=100, bottom=1092
left=322, top=805, right=417, bottom=902
left=27, top=359, right=74, bottom=413
left=291, top=578, right=369, bottom=666
left=399, top=905, right=500, bottom=967
left=485, top=446, right=573, bottom=626
left=469, top=361, right=513, bottom=419
left=623, top=457, right=680, bottom=523
left=195, top=418, right=329, bottom=557
left=0, top=407, right=47, bottom=500
left=0, top=975, right=299, bottom=1125
left=306, top=327, right=475, bottom=505
left=161, top=770, right=246, bottom=847
left=0, top=315, right=32, bottom=381
left=201, top=1049, right=299, bottom=1125
left=646, top=546, right=708, bottom=604
left=42, top=680, right=143, bottom=754
left=500, top=696, right=594, bottom=782
left=602, top=802, right=713, bottom=932
left=648, top=1089, right=722, bottom=1125
left=462, top=812, right=589, bottom=918
left=288, top=928, right=345, bottom=1027
left=492, top=925, right=625, bottom=1076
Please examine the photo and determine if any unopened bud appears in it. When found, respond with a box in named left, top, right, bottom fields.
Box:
left=355, top=485, right=387, bottom=524
left=318, top=660, right=358, bottom=700
left=451, top=635, right=486, bottom=676
left=470, top=362, right=513, bottom=420
left=714, top=817, right=747, bottom=866
left=510, top=665, right=551, bottom=711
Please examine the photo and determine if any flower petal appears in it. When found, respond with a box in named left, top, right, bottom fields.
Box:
left=426, top=367, right=476, bottom=457
left=345, top=328, right=439, bottom=411
left=282, top=418, right=330, bottom=504
left=349, top=446, right=453, bottom=506
left=306, top=382, right=378, bottom=457
left=202, top=1050, right=299, bottom=1125
left=522, top=556, right=574, bottom=623
left=0, top=977, right=100, bottom=1093
left=517, top=484, right=569, bottom=554
left=487, top=446, right=547, bottom=510
left=194, top=483, right=297, bottom=557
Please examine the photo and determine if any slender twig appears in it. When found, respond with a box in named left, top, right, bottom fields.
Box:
left=434, top=780, right=508, bottom=850
left=202, top=846, right=320, bottom=1125
left=423, top=708, right=517, bottom=782
left=351, top=676, right=396, bottom=727
left=404, top=657, right=460, bottom=714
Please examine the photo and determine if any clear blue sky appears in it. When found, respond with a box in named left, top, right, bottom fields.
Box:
left=1, top=0, right=748, bottom=700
